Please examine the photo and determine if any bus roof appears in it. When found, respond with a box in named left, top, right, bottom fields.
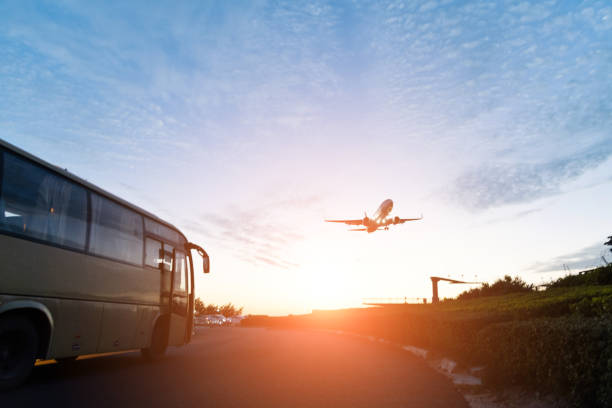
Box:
left=0, top=138, right=188, bottom=243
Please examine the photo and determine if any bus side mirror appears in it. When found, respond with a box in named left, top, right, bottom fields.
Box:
left=186, top=242, right=210, bottom=274
left=203, top=254, right=210, bottom=274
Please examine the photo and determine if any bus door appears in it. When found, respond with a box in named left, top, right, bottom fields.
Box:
left=168, top=249, right=188, bottom=346
left=185, top=252, right=194, bottom=343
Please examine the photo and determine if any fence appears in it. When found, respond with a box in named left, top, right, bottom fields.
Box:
left=362, top=297, right=430, bottom=305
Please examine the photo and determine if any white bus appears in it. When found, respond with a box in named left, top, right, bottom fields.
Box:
left=0, top=139, right=210, bottom=389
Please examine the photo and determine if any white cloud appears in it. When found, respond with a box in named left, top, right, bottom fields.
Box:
left=528, top=242, right=610, bottom=273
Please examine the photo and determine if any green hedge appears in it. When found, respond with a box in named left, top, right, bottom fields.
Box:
left=477, top=316, right=612, bottom=407
left=548, top=265, right=612, bottom=288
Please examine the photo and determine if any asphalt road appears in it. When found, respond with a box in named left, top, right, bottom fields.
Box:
left=2, top=328, right=469, bottom=408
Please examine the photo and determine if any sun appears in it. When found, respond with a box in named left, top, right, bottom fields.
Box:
left=294, top=238, right=363, bottom=311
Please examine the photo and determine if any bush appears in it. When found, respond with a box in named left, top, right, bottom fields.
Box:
left=569, top=294, right=612, bottom=317
left=456, top=275, right=533, bottom=300
left=477, top=316, right=612, bottom=407
left=548, top=265, right=612, bottom=288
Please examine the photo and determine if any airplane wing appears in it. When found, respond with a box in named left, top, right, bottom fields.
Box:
left=396, top=215, right=423, bottom=224
left=325, top=219, right=364, bottom=226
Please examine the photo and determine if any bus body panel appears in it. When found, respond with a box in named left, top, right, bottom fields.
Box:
left=96, top=302, right=138, bottom=353
left=54, top=299, right=103, bottom=358
left=0, top=234, right=166, bottom=357
left=168, top=308, right=187, bottom=346
left=0, top=295, right=162, bottom=359
left=134, top=305, right=159, bottom=349
left=0, top=235, right=160, bottom=305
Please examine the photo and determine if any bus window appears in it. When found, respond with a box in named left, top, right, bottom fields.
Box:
left=174, top=251, right=187, bottom=292
left=145, top=237, right=162, bottom=268
left=144, top=218, right=181, bottom=244
left=0, top=152, right=87, bottom=250
left=89, top=194, right=143, bottom=265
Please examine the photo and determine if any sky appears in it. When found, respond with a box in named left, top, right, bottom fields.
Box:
left=1, top=0, right=611, bottom=315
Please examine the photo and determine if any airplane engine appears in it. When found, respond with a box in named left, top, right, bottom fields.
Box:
left=363, top=216, right=370, bottom=226
left=393, top=216, right=400, bottom=225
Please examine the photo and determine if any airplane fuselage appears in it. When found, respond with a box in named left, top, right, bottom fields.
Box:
left=373, top=199, right=393, bottom=221
left=364, top=199, right=394, bottom=232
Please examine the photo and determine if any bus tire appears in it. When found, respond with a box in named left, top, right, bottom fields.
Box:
left=0, top=316, right=39, bottom=391
left=141, top=320, right=168, bottom=360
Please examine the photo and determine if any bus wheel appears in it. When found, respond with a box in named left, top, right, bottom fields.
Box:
left=0, top=316, right=39, bottom=391
left=141, top=320, right=168, bottom=360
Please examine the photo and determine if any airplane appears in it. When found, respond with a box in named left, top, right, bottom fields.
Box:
left=325, top=199, right=422, bottom=233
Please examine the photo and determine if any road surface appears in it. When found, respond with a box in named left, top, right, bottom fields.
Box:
left=2, top=328, right=469, bottom=408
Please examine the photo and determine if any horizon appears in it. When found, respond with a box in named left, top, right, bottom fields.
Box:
left=2, top=0, right=611, bottom=315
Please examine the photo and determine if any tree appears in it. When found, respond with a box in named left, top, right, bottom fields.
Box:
left=194, top=298, right=207, bottom=316
left=194, top=298, right=244, bottom=317
left=605, top=236, right=612, bottom=252
left=456, top=275, right=533, bottom=300
left=219, top=303, right=244, bottom=317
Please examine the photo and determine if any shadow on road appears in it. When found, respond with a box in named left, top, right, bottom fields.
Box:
left=30, top=353, right=148, bottom=385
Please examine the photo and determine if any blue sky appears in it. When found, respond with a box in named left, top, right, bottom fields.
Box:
left=2, top=0, right=611, bottom=314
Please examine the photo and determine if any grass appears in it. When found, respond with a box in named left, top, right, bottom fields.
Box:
left=434, top=285, right=612, bottom=318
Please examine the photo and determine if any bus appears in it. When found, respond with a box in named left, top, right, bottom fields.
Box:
left=0, top=138, right=210, bottom=390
